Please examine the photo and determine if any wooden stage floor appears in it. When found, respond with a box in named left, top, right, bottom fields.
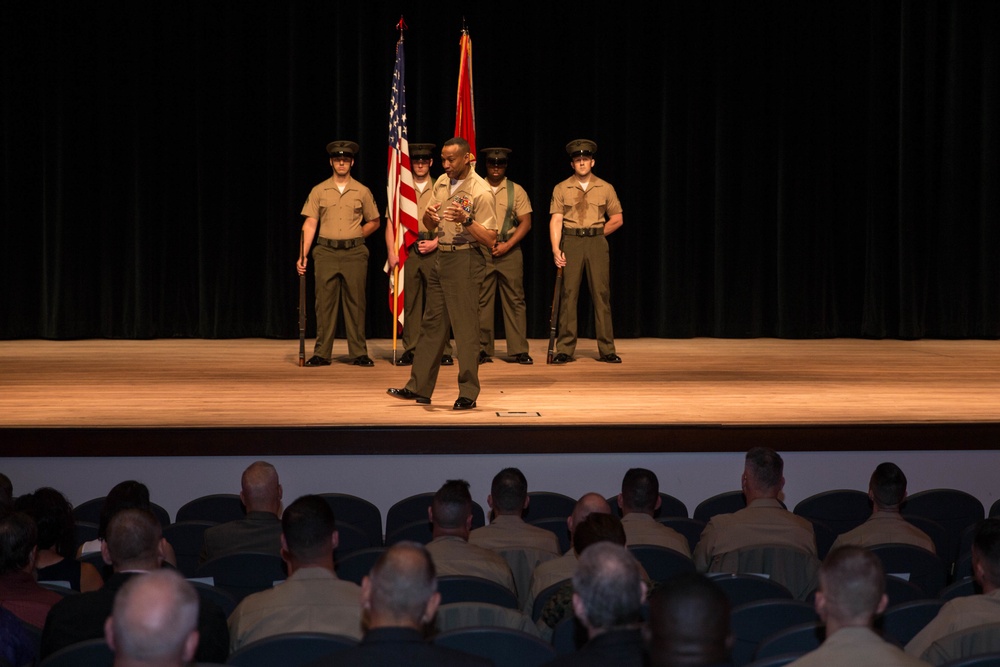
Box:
left=2, top=338, right=999, bottom=456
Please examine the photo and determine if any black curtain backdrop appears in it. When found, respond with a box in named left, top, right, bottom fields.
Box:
left=2, top=1, right=998, bottom=341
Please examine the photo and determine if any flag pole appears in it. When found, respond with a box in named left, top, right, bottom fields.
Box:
left=390, top=18, right=405, bottom=365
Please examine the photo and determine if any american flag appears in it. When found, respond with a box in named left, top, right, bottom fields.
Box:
left=386, top=34, right=419, bottom=332
left=454, top=28, right=476, bottom=162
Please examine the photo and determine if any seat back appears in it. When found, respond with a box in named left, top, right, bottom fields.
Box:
left=523, top=492, right=576, bottom=523
left=193, top=552, right=286, bottom=602
left=434, top=626, right=556, bottom=667
left=175, top=493, right=244, bottom=524
left=939, top=652, right=1000, bottom=667
left=755, top=622, right=825, bottom=661
left=793, top=489, right=871, bottom=535
left=384, top=518, right=433, bottom=546
left=870, top=543, right=948, bottom=597
left=38, top=638, right=112, bottom=667
left=940, top=578, right=979, bottom=601
left=694, top=490, right=746, bottom=523
left=163, top=520, right=215, bottom=577
left=437, top=575, right=519, bottom=609
left=902, top=489, right=985, bottom=564
left=318, top=493, right=383, bottom=548
left=189, top=580, right=240, bottom=618
left=73, top=497, right=170, bottom=527
left=744, top=654, right=807, bottom=667
left=904, top=515, right=951, bottom=564
left=883, top=574, right=929, bottom=606
left=434, top=602, right=538, bottom=636
left=803, top=518, right=838, bottom=560
left=73, top=521, right=99, bottom=549
left=225, top=632, right=358, bottom=667
left=529, top=517, right=571, bottom=554
left=386, top=492, right=485, bottom=537
left=730, top=599, right=818, bottom=666
left=708, top=572, right=794, bottom=607
left=333, top=521, right=374, bottom=560
left=627, top=545, right=695, bottom=584
left=658, top=517, right=706, bottom=554
left=877, top=598, right=946, bottom=647
left=334, top=547, right=386, bottom=585
left=709, top=545, right=820, bottom=601
left=922, top=623, right=1000, bottom=665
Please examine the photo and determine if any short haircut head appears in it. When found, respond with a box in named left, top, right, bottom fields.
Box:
left=573, top=512, right=626, bottom=555
left=745, top=447, right=783, bottom=491
left=572, top=542, right=643, bottom=630
left=282, top=495, right=336, bottom=561
left=106, top=508, right=162, bottom=569
left=432, top=480, right=473, bottom=529
left=98, top=480, right=152, bottom=539
left=0, top=511, right=37, bottom=575
left=621, top=468, right=660, bottom=513
left=15, top=487, right=75, bottom=557
left=869, top=462, right=907, bottom=508
left=491, top=468, right=528, bottom=514
left=819, top=546, right=885, bottom=623
left=443, top=136, right=471, bottom=155
left=973, top=518, right=1000, bottom=589
left=370, top=542, right=437, bottom=622
left=647, top=572, right=731, bottom=667
left=111, top=569, right=199, bottom=662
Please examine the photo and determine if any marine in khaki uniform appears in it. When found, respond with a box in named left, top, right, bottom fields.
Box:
left=387, top=137, right=497, bottom=410
left=384, top=143, right=453, bottom=367
left=548, top=139, right=623, bottom=364
left=297, top=141, right=380, bottom=366
left=477, top=148, right=533, bottom=365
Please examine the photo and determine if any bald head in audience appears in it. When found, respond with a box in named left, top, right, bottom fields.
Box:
left=646, top=572, right=732, bottom=667
left=240, top=461, right=282, bottom=516
left=569, top=493, right=612, bottom=539
left=362, top=542, right=440, bottom=629
left=105, top=569, right=199, bottom=667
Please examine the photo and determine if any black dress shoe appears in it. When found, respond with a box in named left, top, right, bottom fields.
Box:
left=304, top=355, right=331, bottom=366
left=478, top=351, right=492, bottom=364
left=513, top=353, right=533, bottom=365
left=352, top=355, right=375, bottom=367
left=598, top=353, right=622, bottom=363
left=453, top=397, right=477, bottom=410
left=551, top=353, right=573, bottom=364
left=395, top=351, right=414, bottom=366
left=386, top=388, right=430, bottom=404
left=441, top=355, right=454, bottom=366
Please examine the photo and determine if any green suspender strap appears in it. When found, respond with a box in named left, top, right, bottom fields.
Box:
left=498, top=180, right=515, bottom=242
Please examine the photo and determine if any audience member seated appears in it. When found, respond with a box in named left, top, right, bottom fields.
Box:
left=0, top=510, right=63, bottom=628
left=228, top=495, right=363, bottom=651
left=693, top=447, right=817, bottom=572
left=0, top=473, right=12, bottom=511
left=41, top=508, right=229, bottom=663
left=645, top=571, right=733, bottom=667
left=469, top=468, right=561, bottom=554
left=906, top=518, right=1000, bottom=659
left=15, top=487, right=104, bottom=591
left=78, top=480, right=178, bottom=568
left=830, top=462, right=935, bottom=553
left=784, top=546, right=926, bottom=666
left=527, top=493, right=612, bottom=612
left=200, top=461, right=283, bottom=563
left=306, top=541, right=494, bottom=667
left=425, top=480, right=516, bottom=594
left=104, top=569, right=200, bottom=667
left=541, top=542, right=647, bottom=667
left=619, top=468, right=690, bottom=557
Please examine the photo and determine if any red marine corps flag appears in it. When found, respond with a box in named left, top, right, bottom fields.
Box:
left=454, top=24, right=476, bottom=162
left=386, top=20, right=419, bottom=359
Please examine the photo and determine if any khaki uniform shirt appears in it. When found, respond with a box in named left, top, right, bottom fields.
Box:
left=906, top=589, right=1000, bottom=659
left=621, top=513, right=692, bottom=557
left=526, top=552, right=578, bottom=613
left=693, top=498, right=817, bottom=572
left=469, top=515, right=561, bottom=554
left=831, top=512, right=936, bottom=554
left=227, top=566, right=363, bottom=651
left=428, top=171, right=497, bottom=244
left=789, top=626, right=930, bottom=667
left=489, top=178, right=532, bottom=241
left=426, top=535, right=517, bottom=594
left=301, top=176, right=379, bottom=240
left=549, top=174, right=622, bottom=230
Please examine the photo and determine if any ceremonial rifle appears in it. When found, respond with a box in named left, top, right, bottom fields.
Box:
left=298, top=231, right=306, bottom=367
left=546, top=267, right=563, bottom=364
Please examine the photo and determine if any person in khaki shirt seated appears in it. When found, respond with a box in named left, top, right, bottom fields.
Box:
left=787, top=546, right=929, bottom=667
left=618, top=468, right=690, bottom=557
left=906, top=518, right=1000, bottom=660
left=227, top=495, right=363, bottom=651
left=693, top=447, right=817, bottom=572
left=425, top=480, right=516, bottom=595
left=469, top=468, right=560, bottom=554
left=830, top=462, right=935, bottom=553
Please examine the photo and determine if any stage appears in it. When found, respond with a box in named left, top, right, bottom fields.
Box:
left=2, top=338, right=999, bottom=457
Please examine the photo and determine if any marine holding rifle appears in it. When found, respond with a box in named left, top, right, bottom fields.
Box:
left=548, top=139, right=623, bottom=364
